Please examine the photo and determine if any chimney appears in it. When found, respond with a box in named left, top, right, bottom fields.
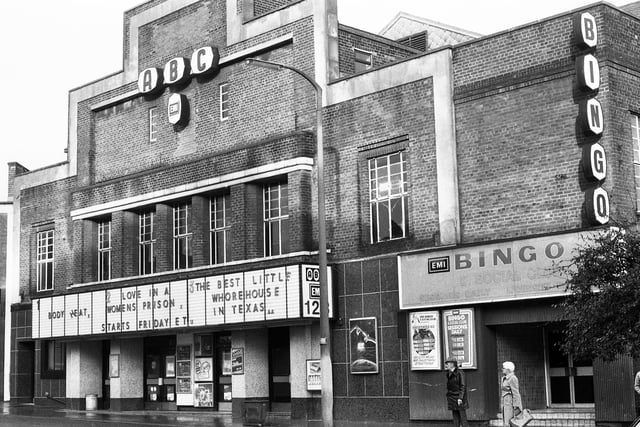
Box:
left=7, top=162, right=29, bottom=201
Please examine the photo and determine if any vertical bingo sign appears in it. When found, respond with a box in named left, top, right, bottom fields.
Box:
left=301, top=264, right=333, bottom=318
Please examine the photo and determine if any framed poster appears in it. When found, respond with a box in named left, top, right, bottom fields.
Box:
left=306, top=359, right=321, bottom=391
left=194, top=383, right=214, bottom=407
left=177, top=361, right=191, bottom=377
left=222, top=350, right=232, bottom=375
left=442, top=308, right=477, bottom=369
left=166, top=384, right=175, bottom=402
left=410, top=311, right=442, bottom=370
left=231, top=348, right=244, bottom=375
left=166, top=356, right=176, bottom=377
left=194, top=357, right=213, bottom=382
left=349, top=317, right=378, bottom=374
left=177, top=377, right=192, bottom=393
left=177, top=345, right=191, bottom=361
left=109, top=354, right=119, bottom=378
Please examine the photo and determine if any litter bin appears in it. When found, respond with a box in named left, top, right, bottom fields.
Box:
left=85, top=394, right=98, bottom=411
left=242, top=400, right=268, bottom=426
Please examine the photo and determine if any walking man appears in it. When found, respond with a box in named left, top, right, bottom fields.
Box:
left=445, top=358, right=469, bottom=427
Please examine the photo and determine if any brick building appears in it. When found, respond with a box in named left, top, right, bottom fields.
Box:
left=6, top=0, right=640, bottom=424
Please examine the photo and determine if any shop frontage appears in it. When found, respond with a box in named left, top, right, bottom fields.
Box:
left=20, top=264, right=331, bottom=415
left=398, top=231, right=637, bottom=424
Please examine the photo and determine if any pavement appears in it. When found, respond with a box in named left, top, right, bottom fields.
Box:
left=0, top=402, right=468, bottom=427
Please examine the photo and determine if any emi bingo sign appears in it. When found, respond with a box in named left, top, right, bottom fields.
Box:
left=301, top=264, right=334, bottom=318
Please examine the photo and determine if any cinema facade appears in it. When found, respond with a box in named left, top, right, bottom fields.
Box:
left=7, top=0, right=640, bottom=424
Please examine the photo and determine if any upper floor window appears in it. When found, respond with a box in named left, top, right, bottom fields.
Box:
left=174, top=203, right=193, bottom=269
left=36, top=229, right=54, bottom=291
left=632, top=114, right=640, bottom=211
left=98, top=220, right=111, bottom=281
left=210, top=193, right=231, bottom=265
left=149, top=107, right=159, bottom=142
left=369, top=152, right=408, bottom=242
left=220, top=83, right=230, bottom=121
left=139, top=210, right=156, bottom=275
left=354, top=48, right=373, bottom=73
left=264, top=182, right=289, bottom=257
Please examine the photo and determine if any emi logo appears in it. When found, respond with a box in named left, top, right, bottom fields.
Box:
left=309, top=284, right=320, bottom=299
left=428, top=256, right=450, bottom=273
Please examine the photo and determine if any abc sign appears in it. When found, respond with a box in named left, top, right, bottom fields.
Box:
left=137, top=68, right=164, bottom=95
left=585, top=187, right=609, bottom=225
left=138, top=46, right=220, bottom=94
left=168, top=93, right=188, bottom=126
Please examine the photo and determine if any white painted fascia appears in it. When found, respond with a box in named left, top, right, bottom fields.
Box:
left=71, top=157, right=313, bottom=220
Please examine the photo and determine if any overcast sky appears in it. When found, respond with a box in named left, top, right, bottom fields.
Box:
left=0, top=0, right=630, bottom=200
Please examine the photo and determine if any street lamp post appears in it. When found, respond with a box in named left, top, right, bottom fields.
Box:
left=245, top=58, right=333, bottom=425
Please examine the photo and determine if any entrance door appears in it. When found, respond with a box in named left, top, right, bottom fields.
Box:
left=144, top=335, right=177, bottom=410
left=102, top=340, right=110, bottom=410
left=215, top=333, right=232, bottom=411
left=269, top=327, right=291, bottom=412
left=546, top=330, right=594, bottom=406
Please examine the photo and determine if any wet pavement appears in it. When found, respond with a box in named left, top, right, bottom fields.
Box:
left=0, top=403, right=455, bottom=427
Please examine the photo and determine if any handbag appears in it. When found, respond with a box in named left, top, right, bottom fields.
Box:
left=509, top=408, right=533, bottom=427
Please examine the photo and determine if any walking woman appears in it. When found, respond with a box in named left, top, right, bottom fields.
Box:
left=501, top=361, right=522, bottom=426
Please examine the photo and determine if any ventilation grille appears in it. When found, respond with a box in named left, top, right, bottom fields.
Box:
left=397, top=31, right=428, bottom=52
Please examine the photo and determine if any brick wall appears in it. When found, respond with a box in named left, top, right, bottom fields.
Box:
left=19, top=177, right=76, bottom=299
left=253, top=0, right=299, bottom=18
left=324, top=79, right=437, bottom=261
left=495, top=325, right=547, bottom=410
left=453, top=4, right=640, bottom=242
left=138, top=1, right=226, bottom=72
left=338, top=26, right=418, bottom=77
left=87, top=16, right=316, bottom=187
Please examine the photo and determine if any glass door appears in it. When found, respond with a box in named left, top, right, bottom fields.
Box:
left=269, top=327, right=291, bottom=412
left=144, top=335, right=177, bottom=410
left=216, top=333, right=232, bottom=411
left=546, top=330, right=594, bottom=406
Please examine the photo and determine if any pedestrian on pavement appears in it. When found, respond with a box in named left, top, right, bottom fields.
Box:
left=445, top=357, right=469, bottom=427
left=501, top=361, right=522, bottom=426
left=634, top=369, right=640, bottom=396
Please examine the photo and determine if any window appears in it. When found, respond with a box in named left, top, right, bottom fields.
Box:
left=369, top=152, right=408, bottom=242
left=149, top=107, right=159, bottom=142
left=632, top=114, right=640, bottom=211
left=354, top=48, right=373, bottom=73
left=174, top=203, right=192, bottom=269
left=210, top=193, right=231, bottom=265
left=220, top=83, right=229, bottom=121
left=41, top=340, right=65, bottom=379
left=263, top=182, right=289, bottom=257
left=139, top=211, right=156, bottom=275
left=36, top=230, right=54, bottom=291
left=98, top=220, right=111, bottom=281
